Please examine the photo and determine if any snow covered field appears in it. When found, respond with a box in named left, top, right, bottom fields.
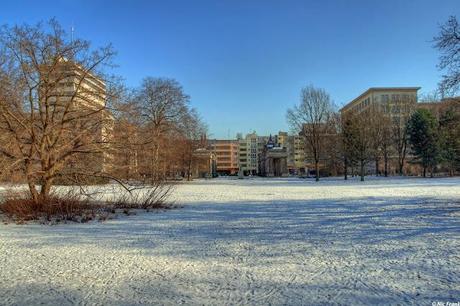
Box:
left=1, top=177, right=460, bottom=305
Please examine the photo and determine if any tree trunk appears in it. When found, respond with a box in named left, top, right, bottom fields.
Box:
left=344, top=158, right=348, bottom=180
left=315, top=160, right=319, bottom=182
left=384, top=153, right=388, bottom=177
left=423, top=166, right=426, bottom=178
left=360, top=160, right=365, bottom=181
left=187, top=157, right=192, bottom=181
left=40, top=178, right=53, bottom=200
left=151, top=146, right=156, bottom=182
left=375, top=158, right=379, bottom=176
left=25, top=160, right=39, bottom=203
left=154, top=143, right=160, bottom=181
left=28, top=181, right=39, bottom=203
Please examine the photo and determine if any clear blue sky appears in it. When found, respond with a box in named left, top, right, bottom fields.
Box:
left=1, top=1, right=459, bottom=138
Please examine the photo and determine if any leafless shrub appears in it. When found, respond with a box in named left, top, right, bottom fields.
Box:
left=112, top=183, right=174, bottom=211
left=0, top=190, right=97, bottom=223
left=0, top=182, right=174, bottom=224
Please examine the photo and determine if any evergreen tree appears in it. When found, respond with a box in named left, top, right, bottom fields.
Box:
left=439, top=108, right=460, bottom=176
left=407, top=109, right=440, bottom=177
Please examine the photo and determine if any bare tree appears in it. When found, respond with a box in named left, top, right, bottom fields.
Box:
left=0, top=19, right=117, bottom=202
left=136, top=77, right=190, bottom=182
left=380, top=117, right=392, bottom=177
left=339, top=115, right=352, bottom=180
left=177, top=109, right=208, bottom=181
left=367, top=104, right=393, bottom=176
left=434, top=16, right=460, bottom=96
left=389, top=98, right=416, bottom=176
left=368, top=106, right=383, bottom=176
left=287, top=85, right=334, bottom=181
left=342, top=111, right=373, bottom=181
left=322, top=113, right=343, bottom=177
left=111, top=96, right=142, bottom=181
left=418, top=90, right=442, bottom=103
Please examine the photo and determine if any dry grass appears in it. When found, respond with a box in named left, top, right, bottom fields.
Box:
left=0, top=184, right=174, bottom=224
left=0, top=192, right=100, bottom=223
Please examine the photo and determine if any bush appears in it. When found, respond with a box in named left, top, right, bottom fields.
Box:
left=0, top=184, right=174, bottom=224
left=112, top=184, right=174, bottom=211
left=0, top=192, right=98, bottom=223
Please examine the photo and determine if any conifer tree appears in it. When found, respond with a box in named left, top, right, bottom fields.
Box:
left=407, top=109, right=440, bottom=177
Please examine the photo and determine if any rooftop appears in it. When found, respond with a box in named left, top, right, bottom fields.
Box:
left=340, top=87, right=421, bottom=112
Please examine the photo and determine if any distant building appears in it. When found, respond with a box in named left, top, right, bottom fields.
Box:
left=258, top=135, right=288, bottom=177
left=46, top=59, right=113, bottom=176
left=191, top=148, right=217, bottom=179
left=417, top=97, right=460, bottom=118
left=340, top=87, right=420, bottom=124
left=257, top=136, right=269, bottom=160
left=277, top=131, right=306, bottom=175
left=238, top=132, right=258, bottom=175
left=234, top=131, right=308, bottom=176
left=209, top=140, right=239, bottom=175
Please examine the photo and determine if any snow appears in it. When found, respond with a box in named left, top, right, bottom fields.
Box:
left=0, top=176, right=460, bottom=305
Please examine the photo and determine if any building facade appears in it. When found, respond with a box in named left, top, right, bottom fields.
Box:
left=340, top=87, right=419, bottom=122
left=209, top=140, right=239, bottom=175
left=277, top=132, right=306, bottom=175
left=258, top=135, right=288, bottom=177
left=191, top=148, right=217, bottom=179
left=416, top=97, right=460, bottom=118
left=234, top=131, right=308, bottom=176
left=238, top=132, right=258, bottom=175
left=48, top=59, right=113, bottom=177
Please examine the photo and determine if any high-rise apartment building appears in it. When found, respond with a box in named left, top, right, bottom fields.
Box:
left=47, top=59, right=113, bottom=174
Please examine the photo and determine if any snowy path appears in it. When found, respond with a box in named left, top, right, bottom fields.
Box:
left=1, top=177, right=460, bottom=305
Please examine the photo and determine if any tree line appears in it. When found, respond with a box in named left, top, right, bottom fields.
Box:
left=287, top=16, right=460, bottom=181
left=288, top=86, right=459, bottom=182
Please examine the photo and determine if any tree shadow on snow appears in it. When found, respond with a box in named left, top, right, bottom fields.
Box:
left=2, top=195, right=459, bottom=254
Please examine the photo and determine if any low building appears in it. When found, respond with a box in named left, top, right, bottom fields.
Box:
left=258, top=135, right=288, bottom=177
left=417, top=97, right=460, bottom=118
left=190, top=148, right=217, bottom=179
left=209, top=140, right=239, bottom=175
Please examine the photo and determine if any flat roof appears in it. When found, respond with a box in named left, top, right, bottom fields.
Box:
left=340, top=87, right=421, bottom=112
